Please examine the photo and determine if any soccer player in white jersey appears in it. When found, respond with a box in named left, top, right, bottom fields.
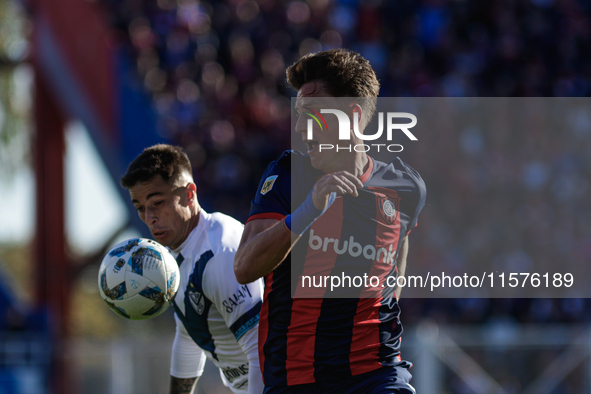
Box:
left=121, top=144, right=264, bottom=394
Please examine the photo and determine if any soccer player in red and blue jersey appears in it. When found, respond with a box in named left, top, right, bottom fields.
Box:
left=234, top=49, right=426, bottom=393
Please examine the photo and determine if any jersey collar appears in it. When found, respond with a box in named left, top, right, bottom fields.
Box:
left=359, top=156, right=374, bottom=184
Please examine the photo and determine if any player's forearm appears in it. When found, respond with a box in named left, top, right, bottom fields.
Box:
left=169, top=376, right=198, bottom=394
left=234, top=219, right=298, bottom=284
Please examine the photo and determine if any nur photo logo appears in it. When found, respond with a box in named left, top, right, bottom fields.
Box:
left=305, top=109, right=418, bottom=153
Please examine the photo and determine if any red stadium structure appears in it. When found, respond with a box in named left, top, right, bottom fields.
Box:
left=30, top=0, right=161, bottom=392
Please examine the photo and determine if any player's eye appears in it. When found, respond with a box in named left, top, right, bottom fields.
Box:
left=154, top=200, right=164, bottom=206
left=135, top=206, right=144, bottom=213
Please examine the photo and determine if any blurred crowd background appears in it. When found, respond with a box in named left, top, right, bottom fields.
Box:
left=1, top=0, right=591, bottom=392
left=99, top=0, right=591, bottom=325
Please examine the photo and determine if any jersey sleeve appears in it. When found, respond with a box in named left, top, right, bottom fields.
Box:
left=202, top=251, right=264, bottom=342
left=239, top=324, right=264, bottom=394
left=170, top=315, right=207, bottom=379
left=247, top=151, right=292, bottom=222
left=400, top=159, right=427, bottom=233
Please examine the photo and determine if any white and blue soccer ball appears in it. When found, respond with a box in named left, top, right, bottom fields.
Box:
left=98, top=238, right=180, bottom=320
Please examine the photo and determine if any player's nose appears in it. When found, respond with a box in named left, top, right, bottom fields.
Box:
left=145, top=207, right=158, bottom=224
left=294, top=114, right=307, bottom=136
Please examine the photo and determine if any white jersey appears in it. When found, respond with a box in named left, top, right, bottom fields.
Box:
left=169, top=210, right=263, bottom=394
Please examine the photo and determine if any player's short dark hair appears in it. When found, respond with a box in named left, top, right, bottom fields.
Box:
left=286, top=48, right=380, bottom=120
left=120, top=144, right=192, bottom=189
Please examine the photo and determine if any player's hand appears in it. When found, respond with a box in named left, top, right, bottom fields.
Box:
left=311, top=171, right=364, bottom=211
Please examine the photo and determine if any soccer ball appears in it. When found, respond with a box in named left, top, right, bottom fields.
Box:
left=98, top=238, right=180, bottom=320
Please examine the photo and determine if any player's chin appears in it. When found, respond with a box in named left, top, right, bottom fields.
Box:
left=309, top=155, right=327, bottom=170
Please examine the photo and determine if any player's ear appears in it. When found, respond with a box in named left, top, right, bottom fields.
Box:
left=186, top=182, right=197, bottom=205
left=349, top=103, right=363, bottom=129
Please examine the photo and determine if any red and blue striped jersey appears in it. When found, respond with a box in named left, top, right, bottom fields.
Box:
left=247, top=150, right=426, bottom=386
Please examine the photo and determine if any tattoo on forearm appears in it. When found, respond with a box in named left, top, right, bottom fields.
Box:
left=170, top=377, right=197, bottom=394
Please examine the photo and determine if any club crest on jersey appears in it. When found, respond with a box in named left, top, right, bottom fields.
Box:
left=261, top=175, right=278, bottom=195
left=188, top=290, right=205, bottom=315
left=378, top=196, right=399, bottom=225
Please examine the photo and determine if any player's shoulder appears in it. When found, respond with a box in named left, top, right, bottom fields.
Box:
left=257, top=150, right=312, bottom=196
left=370, top=156, right=427, bottom=196
left=266, top=150, right=310, bottom=172
left=197, top=212, right=246, bottom=293
left=199, top=218, right=262, bottom=303
left=206, top=210, right=244, bottom=232
left=202, top=211, right=244, bottom=252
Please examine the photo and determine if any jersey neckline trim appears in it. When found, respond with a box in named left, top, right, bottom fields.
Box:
left=359, top=156, right=374, bottom=184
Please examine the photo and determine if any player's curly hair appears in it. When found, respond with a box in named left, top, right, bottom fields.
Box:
left=286, top=48, right=380, bottom=120
left=120, top=144, right=192, bottom=189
